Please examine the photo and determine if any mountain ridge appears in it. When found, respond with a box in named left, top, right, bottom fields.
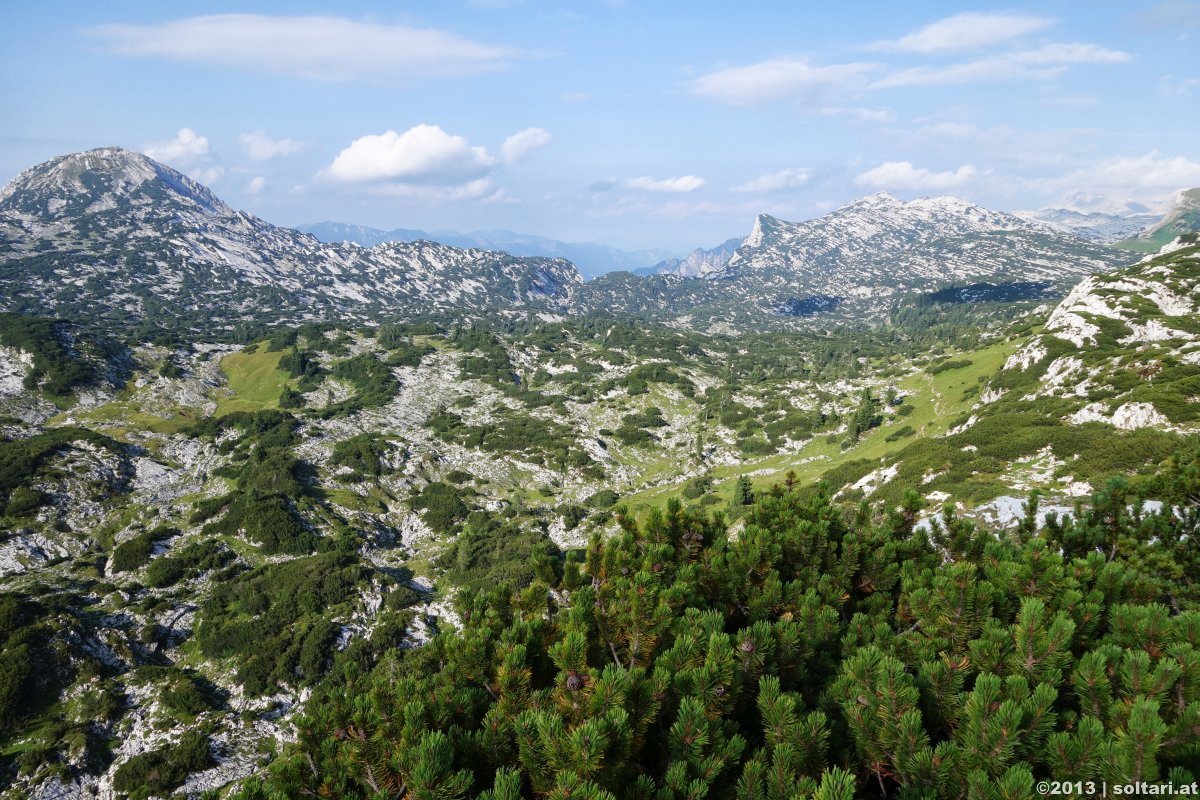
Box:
left=296, top=220, right=675, bottom=279
left=675, top=191, right=1139, bottom=325
left=0, top=148, right=1144, bottom=335
left=0, top=148, right=584, bottom=335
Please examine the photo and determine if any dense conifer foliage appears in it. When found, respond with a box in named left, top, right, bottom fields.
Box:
left=235, top=454, right=1200, bottom=799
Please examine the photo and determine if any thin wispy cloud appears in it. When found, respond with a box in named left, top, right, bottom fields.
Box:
left=690, top=59, right=880, bottom=107
left=855, top=161, right=977, bottom=191
left=501, top=128, right=552, bottom=163
left=874, top=43, right=1131, bottom=88
left=692, top=39, right=1128, bottom=107
left=1159, top=74, right=1200, bottom=97
left=370, top=179, right=497, bottom=202
left=734, top=168, right=813, bottom=193
left=1136, top=2, right=1200, bottom=31
left=870, top=12, right=1054, bottom=54
left=323, top=125, right=497, bottom=185
left=1039, top=151, right=1200, bottom=199
left=627, top=176, right=707, bottom=193
left=916, top=122, right=978, bottom=138
left=239, top=132, right=304, bottom=160
left=91, top=15, right=520, bottom=81
left=819, top=106, right=894, bottom=123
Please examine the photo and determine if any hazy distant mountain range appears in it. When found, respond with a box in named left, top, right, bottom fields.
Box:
left=642, top=237, right=743, bottom=277
left=296, top=221, right=676, bottom=279
left=1014, top=207, right=1162, bottom=244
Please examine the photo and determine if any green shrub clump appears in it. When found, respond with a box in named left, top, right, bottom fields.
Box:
left=242, top=445, right=1200, bottom=800
left=112, top=730, right=212, bottom=800
left=110, top=525, right=177, bottom=573
left=196, top=552, right=366, bottom=695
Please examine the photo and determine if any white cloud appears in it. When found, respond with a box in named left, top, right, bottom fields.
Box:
left=373, top=179, right=497, bottom=201
left=1042, top=151, right=1200, bottom=199
left=1037, top=93, right=1100, bottom=108
left=501, top=127, right=551, bottom=163
left=917, top=122, right=979, bottom=138
left=246, top=176, right=266, bottom=194
left=191, top=167, right=225, bottom=186
left=1137, top=2, right=1200, bottom=31
left=627, top=175, right=707, bottom=193
left=876, top=43, right=1130, bottom=88
left=240, top=132, right=304, bottom=160
left=1159, top=74, right=1200, bottom=97
left=690, top=58, right=879, bottom=106
left=855, top=161, right=978, bottom=191
left=734, top=167, right=813, bottom=193
left=91, top=14, right=518, bottom=81
left=144, top=127, right=210, bottom=162
left=819, top=106, right=894, bottom=123
left=324, top=125, right=497, bottom=185
left=481, top=188, right=519, bottom=205
left=872, top=12, right=1054, bottom=54
left=143, top=128, right=224, bottom=185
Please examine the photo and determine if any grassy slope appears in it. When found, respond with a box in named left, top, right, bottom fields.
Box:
left=1115, top=190, right=1200, bottom=253
left=621, top=338, right=1019, bottom=512
left=213, top=347, right=293, bottom=416
left=52, top=344, right=294, bottom=439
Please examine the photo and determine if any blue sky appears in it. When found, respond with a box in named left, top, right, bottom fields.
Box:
left=2, top=1, right=1198, bottom=250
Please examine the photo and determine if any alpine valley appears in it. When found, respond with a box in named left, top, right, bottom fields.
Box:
left=2, top=149, right=1200, bottom=800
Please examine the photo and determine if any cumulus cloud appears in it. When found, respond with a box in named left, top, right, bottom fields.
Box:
left=246, top=176, right=266, bottom=194
left=91, top=14, right=518, bottom=81
left=690, top=58, right=879, bottom=106
left=144, top=127, right=210, bottom=162
left=871, top=12, right=1054, bottom=54
left=143, top=128, right=224, bottom=185
left=627, top=175, right=707, bottom=193
left=190, top=167, right=225, bottom=186
left=501, top=127, right=551, bottom=163
left=323, top=125, right=497, bottom=185
left=854, top=161, right=978, bottom=191
left=875, top=43, right=1130, bottom=88
left=734, top=167, right=813, bottom=193
left=240, top=132, right=304, bottom=160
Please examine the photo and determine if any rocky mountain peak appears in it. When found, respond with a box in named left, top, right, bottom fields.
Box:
left=744, top=213, right=783, bottom=248
left=0, top=149, right=584, bottom=334
left=708, top=189, right=1135, bottom=317
left=0, top=146, right=230, bottom=219
left=852, top=191, right=901, bottom=207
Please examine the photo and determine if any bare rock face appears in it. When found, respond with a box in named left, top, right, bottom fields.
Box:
left=0, top=531, right=71, bottom=577
left=1069, top=401, right=1173, bottom=431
